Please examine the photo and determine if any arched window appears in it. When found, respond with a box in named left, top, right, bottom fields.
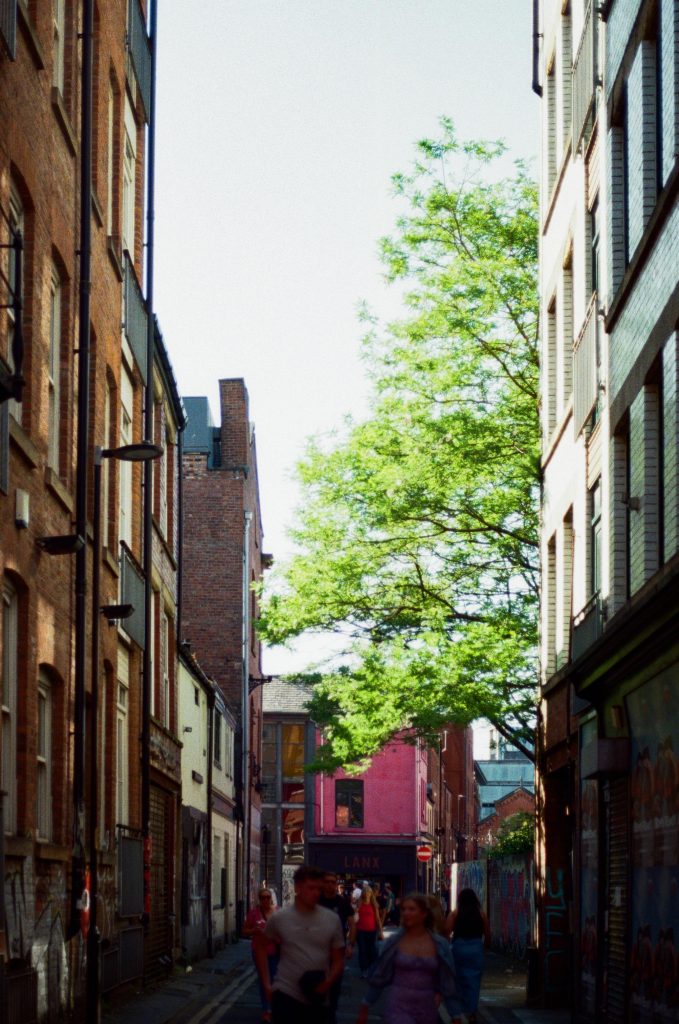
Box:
left=47, top=265, right=62, bottom=471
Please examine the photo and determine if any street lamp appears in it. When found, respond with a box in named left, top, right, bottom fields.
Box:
left=87, top=441, right=162, bottom=1023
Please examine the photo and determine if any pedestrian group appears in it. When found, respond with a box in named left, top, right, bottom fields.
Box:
left=248, top=864, right=490, bottom=1024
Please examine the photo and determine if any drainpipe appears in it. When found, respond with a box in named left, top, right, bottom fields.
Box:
left=141, top=0, right=158, bottom=931
left=71, top=0, right=94, bottom=942
left=532, top=0, right=543, bottom=97
left=206, top=684, right=215, bottom=956
left=241, top=511, right=253, bottom=914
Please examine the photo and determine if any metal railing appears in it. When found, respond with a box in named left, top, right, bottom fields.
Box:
left=123, top=253, right=148, bottom=385
left=0, top=0, right=16, bottom=60
left=573, top=294, right=598, bottom=435
left=572, top=593, right=604, bottom=660
left=127, top=0, right=151, bottom=120
left=572, top=1, right=596, bottom=150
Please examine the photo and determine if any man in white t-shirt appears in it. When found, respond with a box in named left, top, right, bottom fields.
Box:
left=255, top=864, right=345, bottom=1023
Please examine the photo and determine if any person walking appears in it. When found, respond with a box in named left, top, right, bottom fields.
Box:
left=243, top=887, right=279, bottom=1022
left=445, top=888, right=490, bottom=1024
left=355, top=892, right=459, bottom=1024
left=319, top=871, right=357, bottom=1024
left=254, top=864, right=345, bottom=1024
left=356, top=885, right=384, bottom=978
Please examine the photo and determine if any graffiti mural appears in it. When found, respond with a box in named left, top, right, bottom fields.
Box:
left=627, top=675, right=679, bottom=1023
left=450, top=860, right=487, bottom=913
left=544, top=865, right=568, bottom=994
left=488, top=855, right=533, bottom=957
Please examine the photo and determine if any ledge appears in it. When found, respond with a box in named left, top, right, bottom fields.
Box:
left=107, top=236, right=124, bottom=281
left=44, top=466, right=74, bottom=513
left=103, top=546, right=120, bottom=577
left=18, top=1, right=46, bottom=70
left=51, top=87, right=77, bottom=157
left=35, top=841, right=70, bottom=863
left=92, top=189, right=104, bottom=228
left=9, top=417, right=39, bottom=468
left=4, top=835, right=33, bottom=858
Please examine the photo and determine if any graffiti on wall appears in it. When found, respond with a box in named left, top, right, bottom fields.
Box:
left=450, top=860, right=487, bottom=913
left=544, top=865, right=568, bottom=994
left=5, top=856, right=71, bottom=1021
left=488, top=855, right=533, bottom=957
left=627, top=677, right=679, bottom=1023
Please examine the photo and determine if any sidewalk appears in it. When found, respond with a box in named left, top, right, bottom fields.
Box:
left=101, top=940, right=254, bottom=1024
left=475, top=952, right=571, bottom=1024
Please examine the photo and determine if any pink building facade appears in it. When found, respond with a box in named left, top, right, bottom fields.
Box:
left=307, top=736, right=432, bottom=895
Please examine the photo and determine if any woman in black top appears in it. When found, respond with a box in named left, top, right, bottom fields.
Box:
left=444, top=889, right=490, bottom=1024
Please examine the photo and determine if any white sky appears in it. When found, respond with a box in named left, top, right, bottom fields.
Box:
left=154, top=1, right=538, bottom=675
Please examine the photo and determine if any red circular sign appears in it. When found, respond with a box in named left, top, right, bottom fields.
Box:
left=416, top=845, right=433, bottom=862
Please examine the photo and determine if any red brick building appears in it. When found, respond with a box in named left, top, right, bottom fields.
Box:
left=181, top=380, right=269, bottom=924
left=0, top=1, right=182, bottom=1018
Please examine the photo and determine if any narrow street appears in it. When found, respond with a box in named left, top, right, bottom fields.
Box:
left=102, top=937, right=570, bottom=1024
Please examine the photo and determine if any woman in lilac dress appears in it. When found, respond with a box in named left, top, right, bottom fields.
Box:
left=355, top=893, right=460, bottom=1024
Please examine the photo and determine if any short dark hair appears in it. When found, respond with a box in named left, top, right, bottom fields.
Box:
left=293, top=864, right=325, bottom=885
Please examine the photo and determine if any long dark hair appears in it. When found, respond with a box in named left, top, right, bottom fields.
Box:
left=455, top=888, right=483, bottom=931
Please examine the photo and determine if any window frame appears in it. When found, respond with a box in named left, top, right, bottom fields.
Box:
left=53, top=0, right=65, bottom=95
left=47, top=267, right=62, bottom=472
left=36, top=673, right=53, bottom=841
left=335, top=778, right=364, bottom=829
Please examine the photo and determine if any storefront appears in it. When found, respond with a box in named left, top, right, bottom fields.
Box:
left=307, top=840, right=419, bottom=896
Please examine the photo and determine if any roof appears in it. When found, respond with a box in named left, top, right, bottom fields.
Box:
left=262, top=677, right=313, bottom=715
left=475, top=759, right=535, bottom=786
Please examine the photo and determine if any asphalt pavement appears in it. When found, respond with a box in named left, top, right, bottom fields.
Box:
left=101, top=937, right=572, bottom=1024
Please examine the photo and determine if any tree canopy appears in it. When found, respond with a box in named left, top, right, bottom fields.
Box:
left=259, top=120, right=539, bottom=770
left=488, top=812, right=536, bottom=858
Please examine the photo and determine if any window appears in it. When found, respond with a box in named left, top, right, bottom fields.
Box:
left=103, top=379, right=112, bottom=548
left=7, top=184, right=23, bottom=424
left=589, top=480, right=602, bottom=597
left=281, top=724, right=304, bottom=781
left=545, top=60, right=557, bottom=193
left=47, top=268, right=61, bottom=471
left=545, top=296, right=557, bottom=436
left=53, top=0, right=65, bottom=94
left=1, top=581, right=18, bottom=833
left=335, top=779, right=363, bottom=828
left=159, top=434, right=168, bottom=538
left=119, top=367, right=133, bottom=547
left=107, top=81, right=116, bottom=236
left=560, top=255, right=574, bottom=413
left=261, top=722, right=276, bottom=800
left=116, top=648, right=129, bottom=826
left=589, top=197, right=600, bottom=296
left=193, top=686, right=199, bottom=707
left=37, top=675, right=53, bottom=841
left=225, top=723, right=234, bottom=779
left=149, top=589, right=156, bottom=718
left=122, top=98, right=136, bottom=256
left=100, top=670, right=108, bottom=836
left=161, top=610, right=170, bottom=730
left=214, top=712, right=222, bottom=766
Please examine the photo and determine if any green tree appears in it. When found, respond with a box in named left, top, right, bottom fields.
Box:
left=488, top=812, right=535, bottom=858
left=259, top=120, right=539, bottom=770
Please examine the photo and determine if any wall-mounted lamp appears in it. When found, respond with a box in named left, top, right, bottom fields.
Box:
left=37, top=533, right=85, bottom=555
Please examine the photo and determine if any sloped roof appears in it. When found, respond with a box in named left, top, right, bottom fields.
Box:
left=262, top=677, right=313, bottom=715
